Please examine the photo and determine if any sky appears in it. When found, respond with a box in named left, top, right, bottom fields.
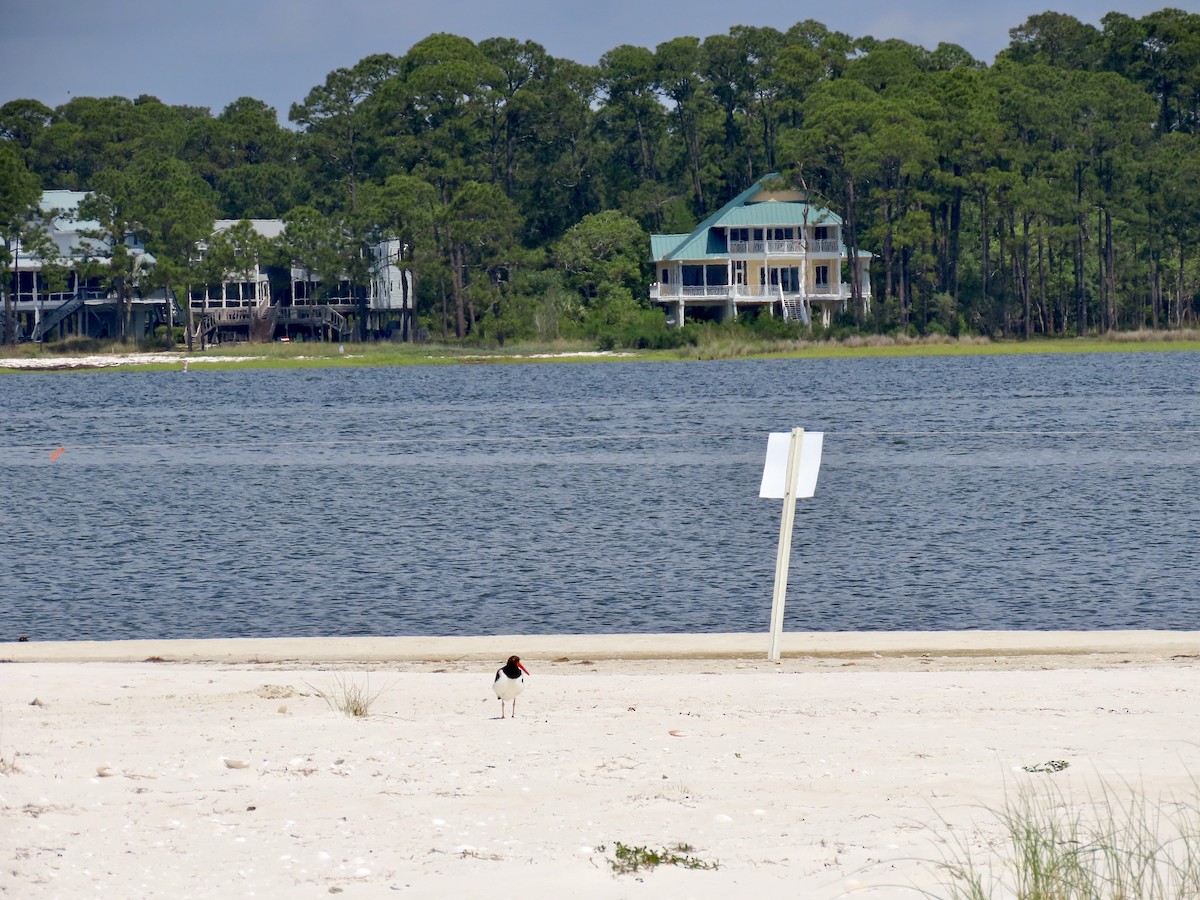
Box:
left=1, top=0, right=1190, bottom=121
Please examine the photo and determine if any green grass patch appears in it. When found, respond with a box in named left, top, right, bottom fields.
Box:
left=597, top=841, right=719, bottom=875
left=4, top=329, right=1199, bottom=373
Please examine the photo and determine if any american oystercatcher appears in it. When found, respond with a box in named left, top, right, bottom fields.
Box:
left=493, top=655, right=530, bottom=718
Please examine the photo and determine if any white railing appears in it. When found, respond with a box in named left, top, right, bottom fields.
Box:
left=729, top=240, right=807, bottom=255
left=654, top=283, right=801, bottom=301
left=727, top=238, right=842, bottom=255
left=653, top=282, right=869, bottom=301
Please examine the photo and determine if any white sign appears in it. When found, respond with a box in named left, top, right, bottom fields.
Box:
left=761, top=428, right=825, bottom=662
left=759, top=431, right=824, bottom=499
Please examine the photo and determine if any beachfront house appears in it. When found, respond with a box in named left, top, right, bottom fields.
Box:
left=4, top=190, right=168, bottom=343
left=188, top=220, right=413, bottom=345
left=3, top=191, right=414, bottom=345
left=649, top=175, right=872, bottom=328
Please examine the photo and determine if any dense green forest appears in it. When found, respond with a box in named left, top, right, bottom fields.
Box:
left=2, top=8, right=1199, bottom=346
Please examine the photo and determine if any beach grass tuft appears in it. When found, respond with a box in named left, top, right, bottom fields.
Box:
left=931, top=776, right=1200, bottom=899
left=306, top=674, right=385, bottom=718
left=0, top=709, right=18, bottom=775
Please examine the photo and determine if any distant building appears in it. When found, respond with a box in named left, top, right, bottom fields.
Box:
left=188, top=220, right=413, bottom=344
left=4, top=194, right=413, bottom=344
left=649, top=175, right=872, bottom=327
left=5, top=190, right=167, bottom=343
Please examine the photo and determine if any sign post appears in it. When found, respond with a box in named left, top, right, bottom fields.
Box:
left=759, top=428, right=824, bottom=661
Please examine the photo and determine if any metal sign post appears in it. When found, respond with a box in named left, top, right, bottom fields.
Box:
left=759, top=428, right=824, bottom=661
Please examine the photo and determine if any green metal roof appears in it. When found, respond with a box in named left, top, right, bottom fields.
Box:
left=650, top=174, right=845, bottom=262
left=650, top=234, right=690, bottom=259
left=718, top=203, right=840, bottom=227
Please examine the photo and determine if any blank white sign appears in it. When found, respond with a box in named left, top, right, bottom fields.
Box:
left=759, top=431, right=824, bottom=499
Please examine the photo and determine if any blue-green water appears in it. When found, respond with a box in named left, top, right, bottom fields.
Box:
left=2, top=352, right=1197, bottom=641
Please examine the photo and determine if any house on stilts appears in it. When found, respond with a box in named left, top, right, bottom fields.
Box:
left=188, top=220, right=412, bottom=345
left=649, top=175, right=872, bottom=328
left=3, top=190, right=169, bottom=344
left=4, top=192, right=413, bottom=345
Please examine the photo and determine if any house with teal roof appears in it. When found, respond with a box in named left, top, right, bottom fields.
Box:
left=649, top=175, right=872, bottom=327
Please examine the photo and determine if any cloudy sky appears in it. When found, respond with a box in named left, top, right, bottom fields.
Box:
left=1, top=1, right=1183, bottom=119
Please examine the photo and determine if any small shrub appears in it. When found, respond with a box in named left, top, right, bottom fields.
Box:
left=598, top=841, right=719, bottom=875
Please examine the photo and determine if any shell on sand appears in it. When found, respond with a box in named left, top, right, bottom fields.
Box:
left=221, top=757, right=250, bottom=769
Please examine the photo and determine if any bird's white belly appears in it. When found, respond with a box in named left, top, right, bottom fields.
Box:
left=494, top=677, right=524, bottom=701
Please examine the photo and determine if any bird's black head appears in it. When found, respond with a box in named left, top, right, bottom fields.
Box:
left=502, top=655, right=530, bottom=677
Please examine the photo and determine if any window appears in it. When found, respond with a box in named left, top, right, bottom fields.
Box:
left=661, top=268, right=670, bottom=284
left=814, top=226, right=828, bottom=241
left=768, top=267, right=800, bottom=292
left=815, top=265, right=830, bottom=286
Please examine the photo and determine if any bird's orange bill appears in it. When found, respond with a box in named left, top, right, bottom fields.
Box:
left=517, top=661, right=530, bottom=675
left=50, top=447, right=65, bottom=461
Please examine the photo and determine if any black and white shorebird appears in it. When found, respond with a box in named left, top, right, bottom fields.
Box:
left=493, top=655, right=530, bottom=718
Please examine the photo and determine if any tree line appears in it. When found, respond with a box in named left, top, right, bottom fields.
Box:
left=2, top=8, right=1199, bottom=347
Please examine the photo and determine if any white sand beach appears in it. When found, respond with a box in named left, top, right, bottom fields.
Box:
left=3, top=632, right=1198, bottom=898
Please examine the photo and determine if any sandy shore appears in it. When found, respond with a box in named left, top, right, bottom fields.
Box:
left=0, top=352, right=260, bottom=370
left=0, top=350, right=632, bottom=371
left=3, top=632, right=1198, bottom=898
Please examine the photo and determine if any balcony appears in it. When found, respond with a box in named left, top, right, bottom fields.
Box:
left=729, top=239, right=802, bottom=255
left=652, top=284, right=772, bottom=301
left=727, top=238, right=841, bottom=255
left=651, top=282, right=869, bottom=302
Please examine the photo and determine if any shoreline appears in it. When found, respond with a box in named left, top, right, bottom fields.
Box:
left=5, top=630, right=1197, bottom=666
left=2, top=334, right=1199, bottom=373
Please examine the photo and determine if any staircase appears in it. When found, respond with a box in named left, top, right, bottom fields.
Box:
left=779, top=291, right=810, bottom=326
left=190, top=304, right=351, bottom=344
left=249, top=305, right=277, bottom=342
left=190, top=313, right=218, bottom=346
left=30, top=294, right=86, bottom=341
left=276, top=305, right=350, bottom=339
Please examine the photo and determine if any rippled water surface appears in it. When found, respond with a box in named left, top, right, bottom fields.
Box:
left=2, top=352, right=1198, bottom=640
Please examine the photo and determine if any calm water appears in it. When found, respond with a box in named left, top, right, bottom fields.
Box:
left=2, top=352, right=1198, bottom=641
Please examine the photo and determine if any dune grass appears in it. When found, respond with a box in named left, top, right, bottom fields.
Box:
left=0, top=709, right=18, bottom=775
left=931, top=777, right=1200, bottom=899
left=306, top=674, right=386, bottom=718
